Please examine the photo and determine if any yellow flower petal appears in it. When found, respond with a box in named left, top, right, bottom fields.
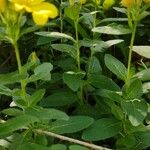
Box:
left=0, top=0, right=6, bottom=12
left=32, top=12, right=48, bottom=25
left=11, top=0, right=44, bottom=12
left=10, top=0, right=58, bottom=25
left=11, top=0, right=44, bottom=5
left=13, top=4, right=27, bottom=11
left=31, top=2, right=58, bottom=19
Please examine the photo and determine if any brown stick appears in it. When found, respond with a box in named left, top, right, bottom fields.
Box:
left=36, top=129, right=112, bottom=150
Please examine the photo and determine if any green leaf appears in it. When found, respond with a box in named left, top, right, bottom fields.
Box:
left=37, top=36, right=52, bottom=46
left=69, top=145, right=89, bottom=150
left=75, top=104, right=111, bottom=118
left=49, top=116, right=94, bottom=134
left=21, top=142, right=50, bottom=150
left=40, top=91, right=78, bottom=107
left=105, top=39, right=124, bottom=47
left=29, top=89, right=45, bottom=106
left=132, top=46, right=150, bottom=59
left=113, top=7, right=127, bottom=14
left=0, top=139, right=10, bottom=149
left=79, top=12, right=93, bottom=29
left=82, top=118, right=122, bottom=141
left=64, top=4, right=80, bottom=21
left=25, top=107, right=69, bottom=121
left=134, top=130, right=150, bottom=150
left=117, top=134, right=136, bottom=149
left=9, top=132, right=33, bottom=150
left=138, top=11, right=150, bottom=21
left=90, top=41, right=108, bottom=53
left=123, top=79, right=143, bottom=99
left=2, top=108, right=23, bottom=116
left=0, top=115, right=39, bottom=137
left=105, top=54, right=127, bottom=81
left=121, top=100, right=148, bottom=126
left=21, top=26, right=41, bottom=36
left=111, top=104, right=124, bottom=120
left=63, top=71, right=85, bottom=91
left=96, top=89, right=123, bottom=102
left=134, top=68, right=150, bottom=81
left=56, top=58, right=76, bottom=71
left=34, top=134, right=47, bottom=146
left=0, top=85, right=12, bottom=96
left=87, top=56, right=102, bottom=75
left=34, top=63, right=53, bottom=80
left=101, top=18, right=128, bottom=23
left=142, top=82, right=150, bottom=94
left=11, top=90, right=28, bottom=108
left=80, top=38, right=106, bottom=48
left=81, top=39, right=123, bottom=53
left=0, top=146, right=7, bottom=150
left=28, top=63, right=53, bottom=82
left=0, top=71, right=27, bottom=85
left=50, top=144, right=67, bottom=150
left=92, top=24, right=131, bottom=35
left=66, top=19, right=89, bottom=38
left=35, top=32, right=76, bottom=43
left=51, top=44, right=77, bottom=59
left=89, top=74, right=120, bottom=91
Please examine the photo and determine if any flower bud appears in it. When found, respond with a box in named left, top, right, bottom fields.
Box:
left=103, top=0, right=115, bottom=10
left=121, top=0, right=135, bottom=7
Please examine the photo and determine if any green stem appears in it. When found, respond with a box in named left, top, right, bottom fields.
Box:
left=87, top=51, right=94, bottom=79
left=93, top=0, right=97, bottom=27
left=74, top=20, right=84, bottom=104
left=60, top=0, right=63, bottom=43
left=74, top=20, right=80, bottom=71
left=93, top=11, right=96, bottom=29
left=126, top=23, right=137, bottom=84
left=93, top=2, right=97, bottom=38
left=127, top=9, right=133, bottom=29
left=14, top=43, right=22, bottom=72
left=122, top=113, right=127, bottom=135
left=13, top=42, right=27, bottom=103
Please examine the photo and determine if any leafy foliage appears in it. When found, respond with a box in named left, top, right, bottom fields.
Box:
left=0, top=0, right=150, bottom=149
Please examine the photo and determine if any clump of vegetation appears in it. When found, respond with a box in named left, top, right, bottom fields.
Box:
left=0, top=0, right=150, bottom=149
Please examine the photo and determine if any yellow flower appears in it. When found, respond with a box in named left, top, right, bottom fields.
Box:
left=143, top=0, right=150, bottom=3
left=103, top=0, right=115, bottom=10
left=31, top=2, right=58, bottom=25
left=121, top=0, right=135, bottom=7
left=0, top=0, right=6, bottom=12
left=10, top=0, right=58, bottom=25
left=11, top=0, right=44, bottom=12
left=80, top=0, right=86, bottom=4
